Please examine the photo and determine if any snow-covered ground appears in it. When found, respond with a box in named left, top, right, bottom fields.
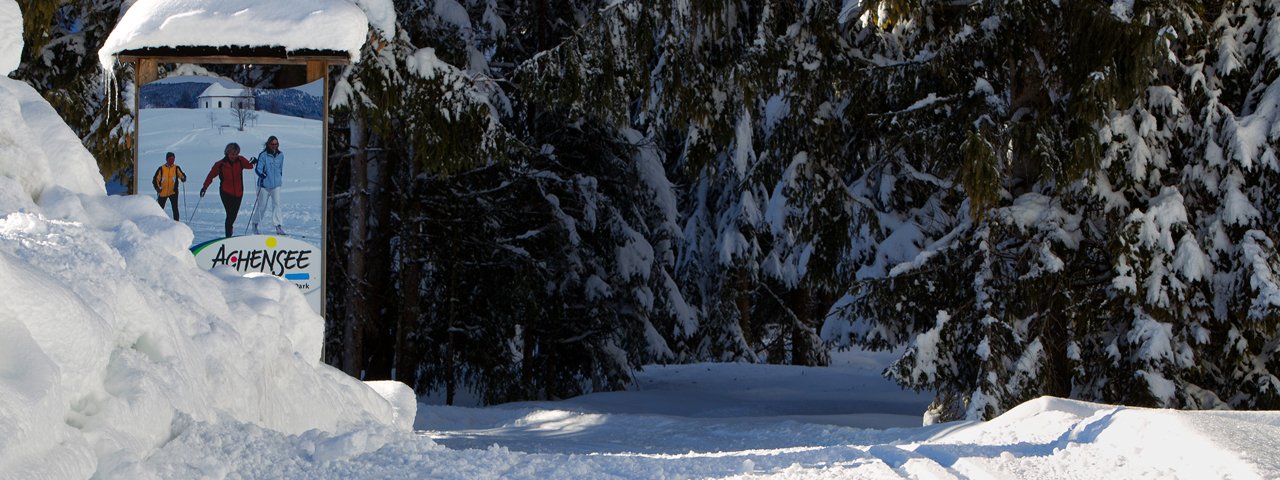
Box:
left=4, top=1, right=1280, bottom=478
left=132, top=357, right=1280, bottom=479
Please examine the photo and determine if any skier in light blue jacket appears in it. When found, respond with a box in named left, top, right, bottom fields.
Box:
left=250, top=136, right=286, bottom=235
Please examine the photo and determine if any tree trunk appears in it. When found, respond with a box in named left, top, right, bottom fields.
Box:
left=343, top=117, right=369, bottom=377
left=363, top=143, right=396, bottom=379
left=394, top=257, right=422, bottom=385
left=393, top=171, right=423, bottom=385
left=736, top=268, right=753, bottom=347
left=1041, top=283, right=1073, bottom=398
left=523, top=314, right=536, bottom=399
left=789, top=287, right=812, bottom=366
left=445, top=261, right=458, bottom=406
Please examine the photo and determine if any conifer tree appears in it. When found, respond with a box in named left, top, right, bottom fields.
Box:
left=14, top=0, right=132, bottom=189
left=824, top=0, right=1280, bottom=419
left=328, top=0, right=510, bottom=381
left=336, top=0, right=1280, bottom=413
left=330, top=0, right=692, bottom=403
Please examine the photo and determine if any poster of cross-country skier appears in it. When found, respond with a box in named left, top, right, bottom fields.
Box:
left=138, top=73, right=324, bottom=314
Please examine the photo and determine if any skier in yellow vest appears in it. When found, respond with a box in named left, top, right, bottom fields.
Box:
left=152, top=152, right=188, bottom=221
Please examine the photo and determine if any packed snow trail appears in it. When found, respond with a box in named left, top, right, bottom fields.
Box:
left=131, top=369, right=1280, bottom=479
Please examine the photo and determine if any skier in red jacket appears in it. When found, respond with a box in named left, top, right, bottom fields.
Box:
left=201, top=142, right=257, bottom=238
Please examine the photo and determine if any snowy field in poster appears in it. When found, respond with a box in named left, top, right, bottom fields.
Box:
left=138, top=76, right=325, bottom=312
left=138, top=76, right=323, bottom=246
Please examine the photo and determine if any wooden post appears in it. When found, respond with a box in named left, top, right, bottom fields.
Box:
left=131, top=58, right=161, bottom=195
left=131, top=61, right=141, bottom=195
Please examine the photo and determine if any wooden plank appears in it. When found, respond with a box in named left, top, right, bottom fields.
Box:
left=273, top=65, right=308, bottom=89
left=116, top=45, right=352, bottom=60
left=116, top=45, right=352, bottom=67
left=137, top=58, right=159, bottom=86
left=118, top=54, right=349, bottom=66
left=306, top=60, right=326, bottom=83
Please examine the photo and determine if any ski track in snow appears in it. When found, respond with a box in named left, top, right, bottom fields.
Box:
left=134, top=362, right=1280, bottom=479
left=139, top=397, right=1280, bottom=479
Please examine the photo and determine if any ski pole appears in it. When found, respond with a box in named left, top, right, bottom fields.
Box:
left=244, top=186, right=262, bottom=234
left=189, top=194, right=204, bottom=225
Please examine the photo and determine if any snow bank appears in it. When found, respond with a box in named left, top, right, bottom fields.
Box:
left=365, top=381, right=418, bottom=431
left=2, top=80, right=106, bottom=198
left=2, top=14, right=408, bottom=477
left=0, top=0, right=19, bottom=75
left=920, top=397, right=1279, bottom=479
left=100, top=0, right=372, bottom=71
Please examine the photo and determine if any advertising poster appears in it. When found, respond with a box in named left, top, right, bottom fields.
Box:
left=138, top=74, right=324, bottom=313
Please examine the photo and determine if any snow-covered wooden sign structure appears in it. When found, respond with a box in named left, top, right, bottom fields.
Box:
left=101, top=0, right=376, bottom=317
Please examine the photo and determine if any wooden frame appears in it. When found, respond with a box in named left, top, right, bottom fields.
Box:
left=118, top=46, right=348, bottom=319
left=118, top=46, right=352, bottom=65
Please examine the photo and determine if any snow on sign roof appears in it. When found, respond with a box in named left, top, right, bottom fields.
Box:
left=99, top=0, right=370, bottom=70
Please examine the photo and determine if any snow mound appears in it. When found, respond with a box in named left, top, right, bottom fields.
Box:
left=0, top=70, right=406, bottom=479
left=366, top=381, right=419, bottom=431
left=0, top=79, right=105, bottom=198
left=0, top=0, right=19, bottom=75
left=921, top=396, right=1280, bottom=479
left=100, top=0, right=372, bottom=71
